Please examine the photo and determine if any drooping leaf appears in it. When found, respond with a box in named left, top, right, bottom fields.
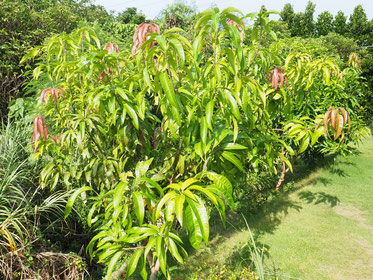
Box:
left=123, top=103, right=139, bottom=130
left=106, top=250, right=124, bottom=280
left=334, top=114, right=344, bottom=140
left=185, top=205, right=202, bottom=249
left=159, top=72, right=180, bottom=111
left=126, top=248, right=144, bottom=277
left=133, top=192, right=145, bottom=225
left=135, top=158, right=153, bottom=178
left=206, top=100, right=214, bottom=131
left=65, top=186, right=92, bottom=219
left=168, top=237, right=184, bottom=264
left=186, top=197, right=209, bottom=244
left=221, top=151, right=244, bottom=172
left=299, top=137, right=310, bottom=153
left=156, top=235, right=167, bottom=276
left=175, top=194, right=185, bottom=226
left=154, top=191, right=177, bottom=219
left=200, top=116, right=207, bottom=148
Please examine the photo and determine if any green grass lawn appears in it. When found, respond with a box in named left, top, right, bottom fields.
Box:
left=173, top=136, right=373, bottom=279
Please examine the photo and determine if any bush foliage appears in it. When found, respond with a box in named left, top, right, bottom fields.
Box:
left=1, top=1, right=372, bottom=279
left=19, top=5, right=371, bottom=278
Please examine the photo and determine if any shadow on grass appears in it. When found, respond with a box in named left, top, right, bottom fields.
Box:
left=172, top=189, right=303, bottom=278
left=171, top=152, right=352, bottom=278
left=328, top=167, right=347, bottom=177
left=298, top=191, right=340, bottom=207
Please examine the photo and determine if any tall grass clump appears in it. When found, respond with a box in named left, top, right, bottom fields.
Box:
left=0, top=120, right=87, bottom=279
left=0, top=120, right=38, bottom=252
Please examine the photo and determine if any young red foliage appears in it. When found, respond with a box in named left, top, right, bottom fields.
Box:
left=267, top=67, right=287, bottom=90
left=50, top=135, right=61, bottom=144
left=31, top=115, right=48, bottom=152
left=132, top=23, right=160, bottom=55
left=323, top=107, right=351, bottom=140
left=226, top=18, right=245, bottom=46
left=40, top=88, right=65, bottom=104
left=97, top=43, right=121, bottom=83
left=103, top=43, right=120, bottom=54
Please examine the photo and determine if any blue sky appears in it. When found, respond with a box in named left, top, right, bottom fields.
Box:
left=93, top=0, right=373, bottom=20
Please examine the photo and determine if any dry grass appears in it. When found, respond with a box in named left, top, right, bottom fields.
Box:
left=0, top=251, right=86, bottom=280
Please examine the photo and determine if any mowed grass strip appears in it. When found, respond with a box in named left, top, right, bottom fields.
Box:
left=258, top=136, right=373, bottom=280
left=175, top=136, right=373, bottom=279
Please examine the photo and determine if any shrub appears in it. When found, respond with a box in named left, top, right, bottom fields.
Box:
left=23, top=7, right=369, bottom=279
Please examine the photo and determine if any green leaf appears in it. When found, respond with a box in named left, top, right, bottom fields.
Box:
left=222, top=143, right=248, bottom=150
left=40, top=162, right=55, bottom=182
left=299, top=137, right=310, bottom=153
left=225, top=91, right=241, bottom=120
left=186, top=197, right=209, bottom=245
left=113, top=182, right=127, bottom=223
left=200, top=116, right=207, bottom=148
left=113, top=182, right=127, bottom=209
left=136, top=177, right=164, bottom=196
left=154, top=191, right=177, bottom=219
left=175, top=194, right=185, bottom=226
left=159, top=72, right=180, bottom=111
left=123, top=103, right=139, bottom=130
left=221, top=151, right=244, bottom=172
left=192, top=35, right=203, bottom=60
left=133, top=192, right=145, bottom=225
left=135, top=158, right=153, bottom=178
left=165, top=198, right=176, bottom=221
left=278, top=153, right=293, bottom=173
left=322, top=67, right=330, bottom=85
left=87, top=203, right=97, bottom=227
left=65, top=186, right=92, bottom=219
left=182, top=178, right=199, bottom=189
left=127, top=248, right=144, bottom=277
left=285, top=54, right=295, bottom=68
left=194, top=142, right=203, bottom=158
left=233, top=118, right=238, bottom=142
left=194, top=11, right=213, bottom=33
left=33, top=65, right=44, bottom=80
left=312, top=126, right=325, bottom=145
left=156, top=35, right=167, bottom=51
left=156, top=235, right=167, bottom=276
left=139, top=255, right=148, bottom=280
left=185, top=205, right=202, bottom=249
left=168, top=237, right=184, bottom=264
left=258, top=89, right=266, bottom=107
left=188, top=185, right=218, bottom=206
left=143, top=67, right=153, bottom=90
left=206, top=100, right=214, bottom=131
left=106, top=250, right=124, bottom=280
left=204, top=172, right=234, bottom=209
left=224, top=13, right=244, bottom=30
left=222, top=7, right=244, bottom=16
left=169, top=38, right=185, bottom=67
left=144, top=236, right=157, bottom=260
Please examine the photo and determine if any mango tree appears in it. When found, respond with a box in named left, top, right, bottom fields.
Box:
left=23, top=7, right=365, bottom=279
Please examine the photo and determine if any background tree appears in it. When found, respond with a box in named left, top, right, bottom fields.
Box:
left=349, top=5, right=368, bottom=45
left=117, top=7, right=145, bottom=25
left=280, top=3, right=295, bottom=32
left=316, top=11, right=333, bottom=36
left=368, top=20, right=373, bottom=45
left=81, top=3, right=115, bottom=25
left=0, top=0, right=119, bottom=120
left=333, top=11, right=348, bottom=35
left=303, top=1, right=316, bottom=37
left=291, top=12, right=304, bottom=37
left=156, top=1, right=197, bottom=30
